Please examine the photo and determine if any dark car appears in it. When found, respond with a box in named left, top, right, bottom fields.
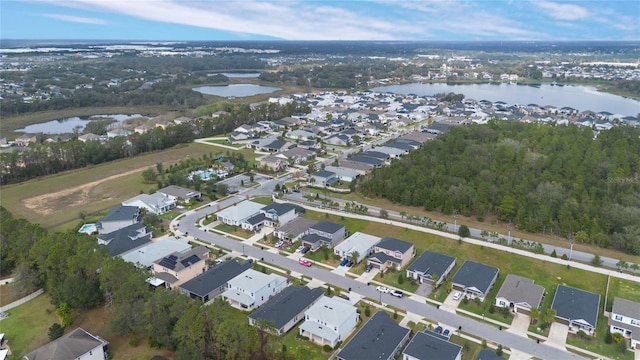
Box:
left=435, top=326, right=443, bottom=334
left=301, top=247, right=310, bottom=254
left=364, top=264, right=373, bottom=272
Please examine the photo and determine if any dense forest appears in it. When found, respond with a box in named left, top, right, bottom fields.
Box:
left=0, top=101, right=309, bottom=184
left=0, top=207, right=286, bottom=359
left=359, top=121, right=640, bottom=254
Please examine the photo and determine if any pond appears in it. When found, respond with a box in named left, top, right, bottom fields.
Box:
left=370, top=83, right=640, bottom=117
left=193, top=84, right=281, bottom=98
left=15, top=114, right=148, bottom=134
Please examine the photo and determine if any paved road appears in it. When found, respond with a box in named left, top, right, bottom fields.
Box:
left=176, top=205, right=583, bottom=360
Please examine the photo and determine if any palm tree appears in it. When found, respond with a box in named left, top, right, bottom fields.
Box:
left=631, top=263, right=639, bottom=274
left=431, top=274, right=439, bottom=291
left=616, top=259, right=628, bottom=271
left=541, top=308, right=557, bottom=327
left=529, top=307, right=540, bottom=324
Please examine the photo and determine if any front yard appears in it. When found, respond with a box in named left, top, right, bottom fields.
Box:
left=214, top=223, right=255, bottom=239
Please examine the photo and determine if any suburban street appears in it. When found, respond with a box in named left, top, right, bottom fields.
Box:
left=175, top=192, right=586, bottom=360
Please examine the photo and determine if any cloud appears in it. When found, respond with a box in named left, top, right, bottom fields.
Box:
left=42, top=13, right=108, bottom=24
left=534, top=1, right=590, bottom=20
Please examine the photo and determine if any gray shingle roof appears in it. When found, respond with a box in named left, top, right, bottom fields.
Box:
left=311, top=220, right=344, bottom=234
left=178, top=260, right=252, bottom=298
left=312, top=170, right=337, bottom=179
left=496, top=275, right=544, bottom=309
left=403, top=331, right=462, bottom=360
left=248, top=286, right=323, bottom=330
left=348, top=155, right=384, bottom=166
left=407, top=251, right=456, bottom=278
left=452, top=260, right=499, bottom=295
left=98, top=205, right=139, bottom=223
left=337, top=312, right=410, bottom=360
left=612, top=297, right=640, bottom=320
left=98, top=223, right=151, bottom=257
left=23, top=328, right=106, bottom=360
left=377, top=237, right=413, bottom=253
left=551, top=285, right=600, bottom=328
left=477, top=348, right=507, bottom=360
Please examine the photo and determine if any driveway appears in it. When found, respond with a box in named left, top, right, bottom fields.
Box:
left=507, top=312, right=531, bottom=336
left=546, top=323, right=569, bottom=349
left=331, top=266, right=349, bottom=275
left=440, top=291, right=461, bottom=313
left=416, top=282, right=433, bottom=297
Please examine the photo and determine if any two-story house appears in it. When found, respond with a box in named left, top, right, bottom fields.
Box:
left=248, top=286, right=324, bottom=335
left=222, top=269, right=289, bottom=310
left=299, top=296, right=359, bottom=347
left=96, top=205, right=140, bottom=234
left=301, top=221, right=346, bottom=250
left=152, top=245, right=209, bottom=289
left=334, top=232, right=381, bottom=263
left=260, top=202, right=304, bottom=227
left=609, top=297, right=640, bottom=349
left=368, top=237, right=416, bottom=272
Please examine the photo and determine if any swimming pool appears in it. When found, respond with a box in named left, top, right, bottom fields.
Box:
left=78, top=223, right=97, bottom=235
left=190, top=169, right=217, bottom=181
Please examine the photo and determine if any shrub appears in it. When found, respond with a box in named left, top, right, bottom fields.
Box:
left=364, top=306, right=371, bottom=317
left=561, top=254, right=569, bottom=260
left=398, top=274, right=404, bottom=284
left=481, top=339, right=487, bottom=348
left=48, top=323, right=64, bottom=341
left=550, top=250, right=557, bottom=257
left=604, top=331, right=613, bottom=344
left=488, top=306, right=495, bottom=314
left=323, top=345, right=332, bottom=352
left=458, top=224, right=471, bottom=237
left=496, top=344, right=503, bottom=357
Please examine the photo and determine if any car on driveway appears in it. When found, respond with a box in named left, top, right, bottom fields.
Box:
left=452, top=291, right=462, bottom=301
left=376, top=286, right=390, bottom=293
left=443, top=329, right=450, bottom=337
left=364, top=264, right=373, bottom=272
left=296, top=245, right=305, bottom=253
left=435, top=325, right=443, bottom=334
left=340, top=258, right=349, bottom=266
left=301, top=247, right=310, bottom=254
left=391, top=289, right=403, bottom=298
left=299, top=258, right=312, bottom=267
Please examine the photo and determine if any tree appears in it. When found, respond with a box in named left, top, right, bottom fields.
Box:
left=141, top=168, right=157, bottom=183
left=48, top=323, right=64, bottom=340
left=379, top=209, right=389, bottom=219
left=431, top=274, right=439, bottom=290
left=616, top=259, right=628, bottom=271
left=631, top=263, right=639, bottom=273
left=458, top=225, right=470, bottom=238
left=541, top=308, right=557, bottom=326
left=216, top=183, right=229, bottom=196
left=56, top=302, right=73, bottom=327
left=591, top=254, right=603, bottom=267
left=480, top=230, right=489, bottom=240
left=350, top=251, right=360, bottom=265
left=11, top=263, right=41, bottom=298
left=398, top=274, right=404, bottom=285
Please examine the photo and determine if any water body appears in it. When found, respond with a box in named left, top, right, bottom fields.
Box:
left=221, top=72, right=260, bottom=78
left=16, top=114, right=147, bottom=134
left=193, top=84, right=281, bottom=98
left=370, top=83, right=640, bottom=117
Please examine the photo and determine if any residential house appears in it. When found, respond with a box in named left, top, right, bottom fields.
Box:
left=178, top=260, right=252, bottom=303
left=374, top=146, right=406, bottom=158
left=222, top=269, right=289, bottom=310
left=281, top=147, right=316, bottom=165
left=216, top=200, right=265, bottom=227
left=452, top=260, right=499, bottom=301
left=336, top=312, right=410, bottom=360
left=157, top=185, right=202, bottom=204
left=299, top=296, right=359, bottom=347
left=609, top=297, right=640, bottom=349
left=274, top=218, right=317, bottom=242
left=286, top=129, right=317, bottom=141
left=152, top=245, right=210, bottom=289
left=368, top=237, right=415, bottom=272
left=15, top=134, right=37, bottom=146
left=551, top=285, right=600, bottom=335
left=155, top=121, right=171, bottom=129
left=360, top=150, right=389, bottom=162
left=259, top=154, right=289, bottom=172
left=334, top=232, right=381, bottom=263
left=495, top=275, right=544, bottom=314
left=248, top=286, right=324, bottom=335
left=212, top=110, right=230, bottom=118
left=405, top=251, right=456, bottom=288
left=241, top=213, right=268, bottom=232
left=96, top=205, right=140, bottom=235
left=98, top=223, right=151, bottom=257
left=260, top=202, right=304, bottom=227
left=402, top=331, right=462, bottom=360
left=122, top=192, right=176, bottom=215
left=78, top=133, right=103, bottom=143
left=339, top=159, right=374, bottom=175
left=121, top=236, right=191, bottom=268
left=324, top=166, right=360, bottom=182
left=347, top=155, right=384, bottom=168
left=298, top=140, right=321, bottom=150
left=22, top=328, right=109, bottom=360
left=263, top=139, right=296, bottom=152
left=309, top=170, right=338, bottom=187
left=173, top=116, right=193, bottom=124
left=302, top=221, right=346, bottom=250
left=477, top=349, right=506, bottom=360
left=106, top=128, right=131, bottom=138
left=325, top=133, right=352, bottom=146
left=134, top=124, right=153, bottom=134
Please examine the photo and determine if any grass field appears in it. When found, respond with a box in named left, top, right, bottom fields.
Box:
left=0, top=294, right=58, bottom=358
left=2, top=142, right=216, bottom=230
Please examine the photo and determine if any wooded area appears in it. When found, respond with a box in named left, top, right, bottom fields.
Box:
left=358, top=121, right=640, bottom=254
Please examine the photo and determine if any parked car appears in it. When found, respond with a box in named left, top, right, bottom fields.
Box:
left=443, top=329, right=450, bottom=337
left=340, top=258, right=349, bottom=266
left=298, top=258, right=312, bottom=267
left=275, top=241, right=284, bottom=248
left=346, top=260, right=354, bottom=267
left=301, top=247, right=310, bottom=254
left=296, top=245, right=305, bottom=253
left=364, top=264, right=373, bottom=272
left=452, top=291, right=462, bottom=301
left=435, top=326, right=443, bottom=334
left=391, top=289, right=403, bottom=298
left=376, top=286, right=390, bottom=293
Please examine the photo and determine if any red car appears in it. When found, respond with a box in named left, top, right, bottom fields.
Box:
left=299, top=258, right=312, bottom=267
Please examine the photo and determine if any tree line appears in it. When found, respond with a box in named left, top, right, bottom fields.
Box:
left=358, top=121, right=640, bottom=254
left=0, top=101, right=309, bottom=184
left=1, top=206, right=290, bottom=359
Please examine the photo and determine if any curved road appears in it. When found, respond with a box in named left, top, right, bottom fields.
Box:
left=176, top=202, right=583, bottom=360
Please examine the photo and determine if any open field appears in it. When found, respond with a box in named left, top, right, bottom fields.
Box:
left=0, top=293, right=58, bottom=358
left=1, top=142, right=215, bottom=229
left=305, top=189, right=640, bottom=264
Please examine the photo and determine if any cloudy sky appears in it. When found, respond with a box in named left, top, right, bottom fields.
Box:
left=1, top=0, right=638, bottom=41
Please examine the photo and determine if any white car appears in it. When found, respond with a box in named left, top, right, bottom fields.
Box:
left=296, top=245, right=305, bottom=253
left=452, top=291, right=462, bottom=301
left=376, top=286, right=390, bottom=293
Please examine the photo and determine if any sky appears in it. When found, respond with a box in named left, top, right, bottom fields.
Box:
left=1, top=0, right=639, bottom=42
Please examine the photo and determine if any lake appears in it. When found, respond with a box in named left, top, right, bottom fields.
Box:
left=16, top=114, right=148, bottom=134
left=193, top=84, right=281, bottom=98
left=221, top=72, right=260, bottom=78
left=370, top=83, right=640, bottom=117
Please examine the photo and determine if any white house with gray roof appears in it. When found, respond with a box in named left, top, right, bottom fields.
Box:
left=406, top=251, right=456, bottom=288
left=609, top=297, right=640, bottom=349
left=23, top=328, right=108, bottom=360
left=299, top=296, right=358, bottom=347
left=369, top=237, right=416, bottom=272
left=96, top=205, right=140, bottom=234
left=334, top=232, right=381, bottom=263
left=122, top=192, right=176, bottom=215
left=324, top=166, right=361, bottom=182
left=121, top=236, right=190, bottom=268
left=157, top=185, right=202, bottom=203
left=222, top=269, right=289, bottom=310
left=495, top=275, right=544, bottom=314
left=248, top=286, right=324, bottom=335
left=216, top=200, right=265, bottom=227
left=551, top=285, right=600, bottom=335
left=452, top=260, right=499, bottom=302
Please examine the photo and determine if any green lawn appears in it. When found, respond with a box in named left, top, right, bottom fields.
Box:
left=450, top=334, right=484, bottom=360
left=280, top=324, right=332, bottom=360
left=374, top=269, right=419, bottom=293
left=252, top=196, right=274, bottom=205
left=214, top=223, right=254, bottom=239
left=0, top=293, right=58, bottom=358
left=606, top=276, right=640, bottom=310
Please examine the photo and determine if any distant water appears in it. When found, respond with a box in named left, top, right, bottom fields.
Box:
left=16, top=114, right=147, bottom=134
left=221, top=72, right=260, bottom=78
left=370, top=83, right=640, bottom=117
left=193, top=84, right=281, bottom=97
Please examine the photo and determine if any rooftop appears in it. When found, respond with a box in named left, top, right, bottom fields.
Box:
left=337, top=312, right=410, bottom=360
left=248, top=286, right=324, bottom=330
left=179, top=260, right=252, bottom=298
left=551, top=285, right=600, bottom=328
left=403, top=331, right=462, bottom=360
left=496, top=274, right=545, bottom=309
left=304, top=296, right=357, bottom=327
left=452, top=260, right=499, bottom=294
left=407, top=251, right=456, bottom=278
